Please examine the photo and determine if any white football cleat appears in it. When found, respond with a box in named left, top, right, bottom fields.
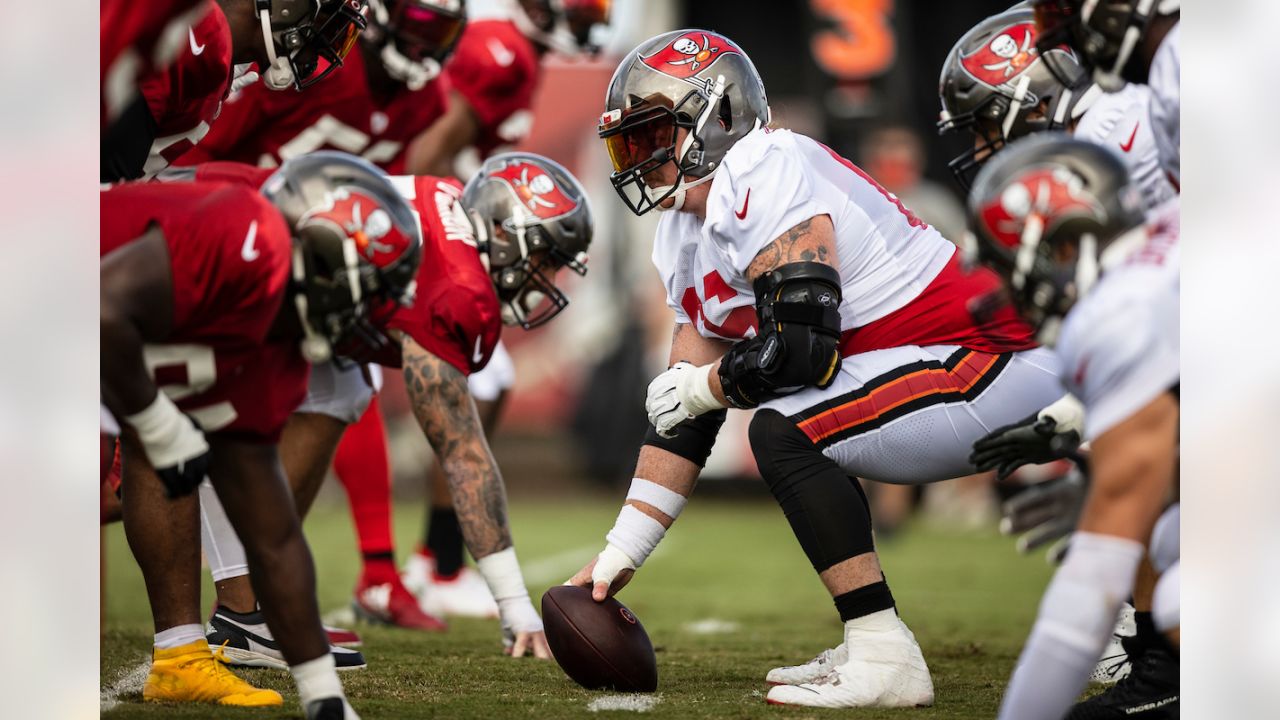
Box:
left=766, top=609, right=934, bottom=708
left=403, top=552, right=499, bottom=619
left=766, top=644, right=847, bottom=686
left=1091, top=602, right=1137, bottom=684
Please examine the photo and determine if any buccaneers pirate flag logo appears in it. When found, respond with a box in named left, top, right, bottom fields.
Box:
left=961, top=22, right=1043, bottom=87
left=491, top=162, right=577, bottom=221
left=641, top=31, right=742, bottom=80
left=978, top=166, right=1105, bottom=249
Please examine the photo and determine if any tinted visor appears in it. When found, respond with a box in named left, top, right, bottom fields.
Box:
left=391, top=3, right=466, bottom=62
left=292, top=1, right=368, bottom=89
left=599, top=104, right=675, bottom=175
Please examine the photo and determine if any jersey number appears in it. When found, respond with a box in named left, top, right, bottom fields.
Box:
left=680, top=271, right=757, bottom=340
left=274, top=115, right=402, bottom=167
left=143, top=344, right=238, bottom=432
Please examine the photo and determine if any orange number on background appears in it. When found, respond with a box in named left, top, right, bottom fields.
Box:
left=810, top=0, right=896, bottom=79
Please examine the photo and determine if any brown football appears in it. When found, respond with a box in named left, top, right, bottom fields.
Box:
left=541, top=585, right=658, bottom=692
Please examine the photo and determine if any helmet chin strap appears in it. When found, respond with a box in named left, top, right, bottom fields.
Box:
left=650, top=74, right=727, bottom=213
left=379, top=43, right=439, bottom=91
left=292, top=246, right=333, bottom=362
left=259, top=8, right=296, bottom=91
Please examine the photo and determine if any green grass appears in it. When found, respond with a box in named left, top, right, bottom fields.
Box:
left=101, top=496, right=1053, bottom=718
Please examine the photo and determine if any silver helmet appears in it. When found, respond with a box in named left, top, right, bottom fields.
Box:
left=598, top=29, right=770, bottom=215
left=364, top=0, right=467, bottom=91
left=256, top=0, right=369, bottom=91
left=263, top=151, right=423, bottom=363
left=461, top=153, right=593, bottom=330
left=967, top=133, right=1146, bottom=331
left=938, top=6, right=1098, bottom=190
left=1032, top=0, right=1180, bottom=91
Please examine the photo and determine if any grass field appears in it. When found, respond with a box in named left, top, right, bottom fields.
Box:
left=101, top=495, right=1055, bottom=718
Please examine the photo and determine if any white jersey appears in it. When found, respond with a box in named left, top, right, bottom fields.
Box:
left=1148, top=21, right=1180, bottom=188
left=653, top=128, right=955, bottom=343
left=1074, top=84, right=1177, bottom=211
left=1058, top=201, right=1179, bottom=440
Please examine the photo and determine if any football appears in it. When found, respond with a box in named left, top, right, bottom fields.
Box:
left=541, top=585, right=658, bottom=692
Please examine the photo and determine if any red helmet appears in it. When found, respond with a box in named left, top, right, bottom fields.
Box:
left=263, top=151, right=423, bottom=362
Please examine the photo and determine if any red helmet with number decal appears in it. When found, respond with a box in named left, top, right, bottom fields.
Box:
left=938, top=6, right=1099, bottom=190
left=966, top=133, right=1145, bottom=332
left=461, top=152, right=593, bottom=329
left=599, top=29, right=771, bottom=215
left=263, top=151, right=422, bottom=362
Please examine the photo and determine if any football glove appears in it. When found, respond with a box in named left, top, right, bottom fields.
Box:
left=124, top=392, right=210, bottom=498
left=1000, top=465, right=1089, bottom=561
left=646, top=362, right=724, bottom=438
left=970, top=394, right=1085, bottom=479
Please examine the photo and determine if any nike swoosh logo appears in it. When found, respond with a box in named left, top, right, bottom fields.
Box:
left=1119, top=122, right=1139, bottom=153
left=241, top=220, right=260, bottom=262
left=188, top=27, right=206, bottom=56
left=209, top=615, right=280, bottom=651
left=472, top=336, right=484, bottom=364
left=735, top=189, right=750, bottom=220
left=487, top=38, right=515, bottom=67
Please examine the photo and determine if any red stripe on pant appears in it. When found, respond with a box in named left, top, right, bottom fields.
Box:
left=333, top=395, right=396, bottom=561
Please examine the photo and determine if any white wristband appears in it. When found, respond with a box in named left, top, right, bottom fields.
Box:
left=475, top=547, right=530, bottom=602
left=625, top=478, right=688, bottom=519
left=604, top=505, right=667, bottom=568
left=677, top=362, right=725, bottom=416
left=124, top=391, right=186, bottom=443
left=1038, top=393, right=1085, bottom=435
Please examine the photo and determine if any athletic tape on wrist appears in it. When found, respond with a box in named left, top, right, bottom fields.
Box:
left=604, top=505, right=666, bottom=568
left=496, top=596, right=544, bottom=633
left=475, top=547, right=530, bottom=602
left=678, top=362, right=725, bottom=416
left=124, top=392, right=184, bottom=443
left=625, top=478, right=688, bottom=519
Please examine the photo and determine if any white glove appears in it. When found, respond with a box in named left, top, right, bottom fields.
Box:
left=230, top=64, right=261, bottom=94
left=125, top=392, right=210, bottom=498
left=646, top=362, right=725, bottom=438
left=590, top=544, right=637, bottom=591
left=497, top=596, right=543, bottom=649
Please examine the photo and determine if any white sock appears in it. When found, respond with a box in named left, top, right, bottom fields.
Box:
left=154, top=624, right=205, bottom=650
left=199, top=480, right=250, bottom=582
left=844, top=607, right=899, bottom=634
left=290, top=653, right=344, bottom=707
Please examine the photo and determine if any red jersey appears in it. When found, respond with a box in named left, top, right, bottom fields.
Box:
left=101, top=0, right=208, bottom=126
left=178, top=45, right=448, bottom=174
left=188, top=164, right=501, bottom=376
left=135, top=2, right=234, bottom=178
left=444, top=19, right=541, bottom=157
left=101, top=181, right=307, bottom=443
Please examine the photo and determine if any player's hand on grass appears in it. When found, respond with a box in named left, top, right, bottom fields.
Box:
left=970, top=394, right=1085, bottom=480
left=505, top=630, right=552, bottom=659
left=497, top=596, right=551, bottom=660
left=1000, top=465, right=1089, bottom=559
left=567, top=545, right=635, bottom=602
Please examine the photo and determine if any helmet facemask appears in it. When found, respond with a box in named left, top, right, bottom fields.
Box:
left=367, top=0, right=466, bottom=91
left=1033, top=0, right=1167, bottom=91
left=474, top=203, right=588, bottom=330
left=257, top=0, right=369, bottom=91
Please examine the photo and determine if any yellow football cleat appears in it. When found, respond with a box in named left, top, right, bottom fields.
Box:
left=143, top=639, right=283, bottom=707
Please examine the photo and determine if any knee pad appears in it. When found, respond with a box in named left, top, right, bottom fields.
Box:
left=643, top=409, right=727, bottom=468
left=1149, top=503, right=1180, bottom=574
left=1152, top=561, right=1180, bottom=632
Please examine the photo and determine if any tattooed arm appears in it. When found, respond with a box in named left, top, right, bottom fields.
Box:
left=402, top=336, right=511, bottom=557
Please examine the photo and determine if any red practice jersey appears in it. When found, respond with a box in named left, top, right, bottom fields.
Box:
left=101, top=181, right=308, bottom=443
left=101, top=0, right=208, bottom=126
left=135, top=1, right=234, bottom=178
left=189, top=163, right=500, bottom=376
left=444, top=19, right=542, bottom=157
left=178, top=45, right=447, bottom=174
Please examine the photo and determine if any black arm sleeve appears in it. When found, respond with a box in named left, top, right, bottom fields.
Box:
left=102, top=94, right=159, bottom=183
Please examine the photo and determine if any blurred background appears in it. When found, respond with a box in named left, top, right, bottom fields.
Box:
left=363, top=0, right=1019, bottom=522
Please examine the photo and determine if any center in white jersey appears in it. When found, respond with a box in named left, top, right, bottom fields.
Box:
left=1074, top=83, right=1178, bottom=211
left=654, top=128, right=954, bottom=341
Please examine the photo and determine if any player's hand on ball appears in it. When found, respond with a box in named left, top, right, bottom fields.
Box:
left=567, top=545, right=635, bottom=602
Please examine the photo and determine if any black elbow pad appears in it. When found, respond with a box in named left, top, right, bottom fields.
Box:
left=718, top=262, right=843, bottom=409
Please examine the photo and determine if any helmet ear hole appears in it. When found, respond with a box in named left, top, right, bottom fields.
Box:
left=717, top=96, right=733, bottom=132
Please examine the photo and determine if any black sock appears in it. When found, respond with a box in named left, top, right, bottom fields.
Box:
left=363, top=550, right=394, bottom=564
left=833, top=581, right=896, bottom=622
left=426, top=507, right=464, bottom=577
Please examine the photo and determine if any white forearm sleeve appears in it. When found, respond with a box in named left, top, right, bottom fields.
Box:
left=997, top=532, right=1145, bottom=720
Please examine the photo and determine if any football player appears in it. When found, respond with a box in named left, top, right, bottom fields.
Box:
left=403, top=0, right=612, bottom=176
left=102, top=152, right=421, bottom=717
left=1032, top=0, right=1180, bottom=186
left=964, top=135, right=1179, bottom=720
left=100, top=0, right=209, bottom=129
left=566, top=30, right=1067, bottom=708
left=102, top=0, right=370, bottom=182
left=191, top=152, right=592, bottom=663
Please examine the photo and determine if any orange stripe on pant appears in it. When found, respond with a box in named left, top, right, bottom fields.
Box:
left=797, top=351, right=1002, bottom=445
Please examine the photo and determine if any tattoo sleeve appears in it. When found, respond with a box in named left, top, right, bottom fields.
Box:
left=745, top=214, right=837, bottom=283
left=402, top=337, right=512, bottom=557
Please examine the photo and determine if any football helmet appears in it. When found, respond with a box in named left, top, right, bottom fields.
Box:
left=966, top=133, right=1146, bottom=331
left=461, top=153, right=592, bottom=330
left=1032, top=0, right=1181, bottom=91
left=508, top=0, right=613, bottom=55
left=256, top=0, right=369, bottom=91
left=263, top=151, right=423, bottom=362
left=938, top=6, right=1099, bottom=190
left=599, top=29, right=770, bottom=215
left=365, top=0, right=467, bottom=91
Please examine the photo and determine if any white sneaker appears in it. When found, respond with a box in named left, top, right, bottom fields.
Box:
left=403, top=553, right=499, bottom=619
left=766, top=644, right=847, bottom=685
left=400, top=552, right=434, bottom=599
left=1091, top=603, right=1137, bottom=684
left=765, top=610, right=934, bottom=708
left=207, top=606, right=367, bottom=671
